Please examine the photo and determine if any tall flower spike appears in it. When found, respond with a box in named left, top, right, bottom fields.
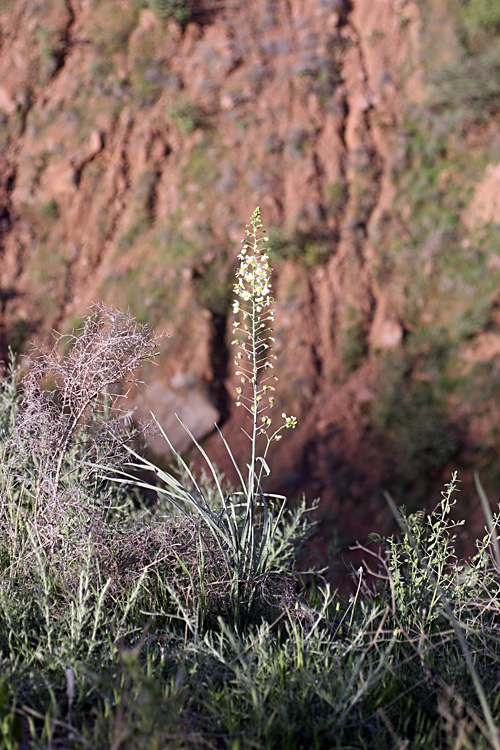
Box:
left=232, top=207, right=277, bottom=434
left=232, top=207, right=297, bottom=506
left=231, top=208, right=299, bottom=514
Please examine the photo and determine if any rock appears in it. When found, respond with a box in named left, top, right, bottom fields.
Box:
left=356, top=384, right=375, bottom=405
left=370, top=319, right=403, bottom=350
left=369, top=293, right=404, bottom=350
left=0, top=86, right=16, bottom=115
left=464, top=163, right=500, bottom=228
left=134, top=380, right=220, bottom=454
left=88, top=130, right=103, bottom=158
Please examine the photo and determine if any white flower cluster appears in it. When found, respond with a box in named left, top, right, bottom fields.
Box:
left=281, top=413, right=298, bottom=429
left=231, top=208, right=297, bottom=442
left=231, top=208, right=277, bottom=431
left=233, top=247, right=273, bottom=315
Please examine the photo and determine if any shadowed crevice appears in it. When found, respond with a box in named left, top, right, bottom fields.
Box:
left=206, top=311, right=231, bottom=426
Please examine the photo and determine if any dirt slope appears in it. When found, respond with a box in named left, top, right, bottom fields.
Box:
left=2, top=0, right=500, bottom=545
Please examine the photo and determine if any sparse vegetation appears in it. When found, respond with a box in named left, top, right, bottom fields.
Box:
left=417, top=0, right=500, bottom=120
left=148, top=0, right=192, bottom=24
left=35, top=28, right=62, bottom=82
left=40, top=199, right=59, bottom=220
left=325, top=179, right=348, bottom=219
left=341, top=305, right=368, bottom=374
left=130, top=33, right=170, bottom=107
left=372, top=348, right=460, bottom=495
left=169, top=101, right=205, bottom=134
left=264, top=226, right=332, bottom=268
left=90, top=1, right=138, bottom=55
left=369, top=0, right=500, bottom=489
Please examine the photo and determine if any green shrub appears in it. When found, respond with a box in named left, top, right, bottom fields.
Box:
left=148, top=0, right=192, bottom=23
left=169, top=101, right=205, bottom=134
left=460, top=0, right=500, bottom=35
left=325, top=179, right=348, bottom=218
left=430, top=42, right=500, bottom=115
left=40, top=199, right=58, bottom=220
left=341, top=305, right=367, bottom=374
left=372, top=350, right=460, bottom=484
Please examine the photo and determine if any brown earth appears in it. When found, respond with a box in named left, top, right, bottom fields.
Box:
left=1, top=0, right=500, bottom=555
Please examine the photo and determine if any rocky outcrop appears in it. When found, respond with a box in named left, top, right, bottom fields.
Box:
left=1, top=0, right=500, bottom=541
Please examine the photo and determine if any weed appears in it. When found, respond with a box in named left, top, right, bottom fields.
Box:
left=325, top=179, right=348, bottom=219
left=16, top=304, right=159, bottom=504
left=92, top=1, right=138, bottom=55
left=169, top=101, right=205, bottom=134
left=341, top=305, right=368, bottom=374
left=40, top=199, right=59, bottom=220
left=148, top=0, right=192, bottom=24
left=130, top=33, right=169, bottom=107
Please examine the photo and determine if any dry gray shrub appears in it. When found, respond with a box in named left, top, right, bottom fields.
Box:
left=0, top=304, right=252, bottom=627
left=0, top=304, right=161, bottom=575
left=17, top=303, right=159, bottom=499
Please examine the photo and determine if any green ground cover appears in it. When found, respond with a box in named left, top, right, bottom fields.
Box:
left=1, top=213, right=500, bottom=748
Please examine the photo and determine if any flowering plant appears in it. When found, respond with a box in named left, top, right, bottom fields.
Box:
left=112, top=208, right=301, bottom=628
left=231, top=207, right=297, bottom=505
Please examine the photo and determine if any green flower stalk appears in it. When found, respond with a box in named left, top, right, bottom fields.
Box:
left=232, top=207, right=297, bottom=506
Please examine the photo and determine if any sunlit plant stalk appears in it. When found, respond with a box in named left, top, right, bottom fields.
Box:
left=232, top=207, right=297, bottom=505
left=106, top=208, right=298, bottom=627
left=230, top=208, right=297, bottom=602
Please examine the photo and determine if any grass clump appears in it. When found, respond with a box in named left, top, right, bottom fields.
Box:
left=90, top=0, right=138, bottom=55
left=264, top=226, right=332, bottom=269
left=169, top=101, right=205, bottom=134
left=341, top=305, right=368, bottom=375
left=2, top=211, right=500, bottom=748
left=372, top=349, right=460, bottom=490
left=148, top=0, right=192, bottom=24
left=430, top=42, right=500, bottom=116
left=421, top=0, right=500, bottom=119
